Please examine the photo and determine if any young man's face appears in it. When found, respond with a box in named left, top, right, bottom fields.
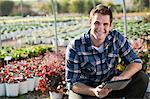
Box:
left=90, top=13, right=112, bottom=43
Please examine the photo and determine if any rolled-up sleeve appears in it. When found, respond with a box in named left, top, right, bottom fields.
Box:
left=65, top=42, right=81, bottom=90
left=117, top=32, right=142, bottom=65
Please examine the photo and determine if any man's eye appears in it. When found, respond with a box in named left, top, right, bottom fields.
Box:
left=104, top=23, right=108, bottom=26
left=94, top=21, right=99, bottom=25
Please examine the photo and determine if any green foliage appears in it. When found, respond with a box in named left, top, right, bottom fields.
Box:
left=13, top=2, right=32, bottom=17
left=1, top=0, right=149, bottom=16
left=0, top=0, right=14, bottom=16
left=132, top=0, right=150, bottom=12
left=57, top=0, right=69, bottom=13
left=35, top=1, right=52, bottom=15
left=0, top=46, right=53, bottom=61
left=138, top=51, right=150, bottom=72
left=57, top=0, right=101, bottom=14
left=68, top=0, right=84, bottom=13
left=113, top=20, right=150, bottom=38
left=112, top=5, right=123, bottom=13
left=83, top=0, right=96, bottom=14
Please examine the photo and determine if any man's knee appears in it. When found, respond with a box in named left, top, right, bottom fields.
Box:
left=68, top=90, right=82, bottom=99
left=124, top=71, right=149, bottom=97
left=68, top=90, right=98, bottom=99
left=134, top=71, right=149, bottom=84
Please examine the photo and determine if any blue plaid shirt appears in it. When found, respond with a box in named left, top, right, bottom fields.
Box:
left=65, top=29, right=142, bottom=89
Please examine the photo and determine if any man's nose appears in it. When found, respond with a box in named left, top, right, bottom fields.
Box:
left=98, top=24, right=105, bottom=32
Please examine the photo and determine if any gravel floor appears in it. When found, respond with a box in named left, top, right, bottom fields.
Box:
left=144, top=92, right=150, bottom=99
left=0, top=92, right=150, bottom=99
left=0, top=91, right=49, bottom=99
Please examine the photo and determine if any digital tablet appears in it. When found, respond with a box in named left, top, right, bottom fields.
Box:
left=103, top=79, right=132, bottom=90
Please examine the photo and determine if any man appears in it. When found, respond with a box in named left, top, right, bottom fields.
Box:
left=65, top=4, right=149, bottom=99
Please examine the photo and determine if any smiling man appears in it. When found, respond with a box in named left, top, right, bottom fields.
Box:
left=65, top=4, right=149, bottom=99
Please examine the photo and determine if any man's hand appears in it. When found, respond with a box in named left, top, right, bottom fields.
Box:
left=72, top=82, right=112, bottom=98
left=111, top=76, right=127, bottom=81
left=93, top=85, right=112, bottom=98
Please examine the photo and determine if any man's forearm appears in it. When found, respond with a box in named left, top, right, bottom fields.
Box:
left=120, top=62, right=142, bottom=79
left=72, top=82, right=96, bottom=96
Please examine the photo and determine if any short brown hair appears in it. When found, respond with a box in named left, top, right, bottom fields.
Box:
left=89, top=4, right=113, bottom=23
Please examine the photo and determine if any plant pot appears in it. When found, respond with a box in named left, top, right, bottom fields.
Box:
left=27, top=78, right=35, bottom=91
left=34, top=76, right=41, bottom=89
left=49, top=91, right=63, bottom=99
left=5, top=83, right=19, bottom=97
left=19, top=80, right=28, bottom=95
left=0, top=83, right=5, bottom=96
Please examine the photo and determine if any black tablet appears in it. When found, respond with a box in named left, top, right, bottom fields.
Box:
left=103, top=79, right=132, bottom=90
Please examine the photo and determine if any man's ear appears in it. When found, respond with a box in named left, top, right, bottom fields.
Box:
left=89, top=18, right=91, bottom=25
left=109, top=22, right=112, bottom=31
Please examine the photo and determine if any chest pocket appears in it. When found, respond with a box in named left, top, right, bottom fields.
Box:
left=81, top=62, right=96, bottom=76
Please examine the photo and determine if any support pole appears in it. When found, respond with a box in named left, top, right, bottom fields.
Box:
left=51, top=0, right=58, bottom=52
left=122, top=0, right=127, bottom=38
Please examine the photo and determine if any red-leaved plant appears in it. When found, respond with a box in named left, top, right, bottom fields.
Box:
left=36, top=50, right=66, bottom=93
left=0, top=49, right=66, bottom=94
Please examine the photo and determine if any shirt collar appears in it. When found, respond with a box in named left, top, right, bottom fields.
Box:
left=81, top=29, right=113, bottom=51
left=103, top=31, right=113, bottom=49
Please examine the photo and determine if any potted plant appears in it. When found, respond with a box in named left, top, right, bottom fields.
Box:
left=24, top=65, right=35, bottom=92
left=47, top=68, right=66, bottom=99
left=36, top=51, right=66, bottom=99
left=36, top=65, right=66, bottom=99
left=0, top=68, right=5, bottom=96
left=18, top=76, right=28, bottom=95
left=5, top=74, right=20, bottom=97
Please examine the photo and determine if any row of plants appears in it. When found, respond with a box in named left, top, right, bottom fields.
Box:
left=113, top=19, right=150, bottom=38
left=0, top=45, right=53, bottom=61
left=0, top=16, right=88, bottom=47
left=0, top=49, right=65, bottom=97
left=1, top=19, right=149, bottom=40
left=0, top=23, right=49, bottom=34
left=1, top=15, right=149, bottom=42
left=1, top=15, right=149, bottom=49
left=0, top=15, right=81, bottom=24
